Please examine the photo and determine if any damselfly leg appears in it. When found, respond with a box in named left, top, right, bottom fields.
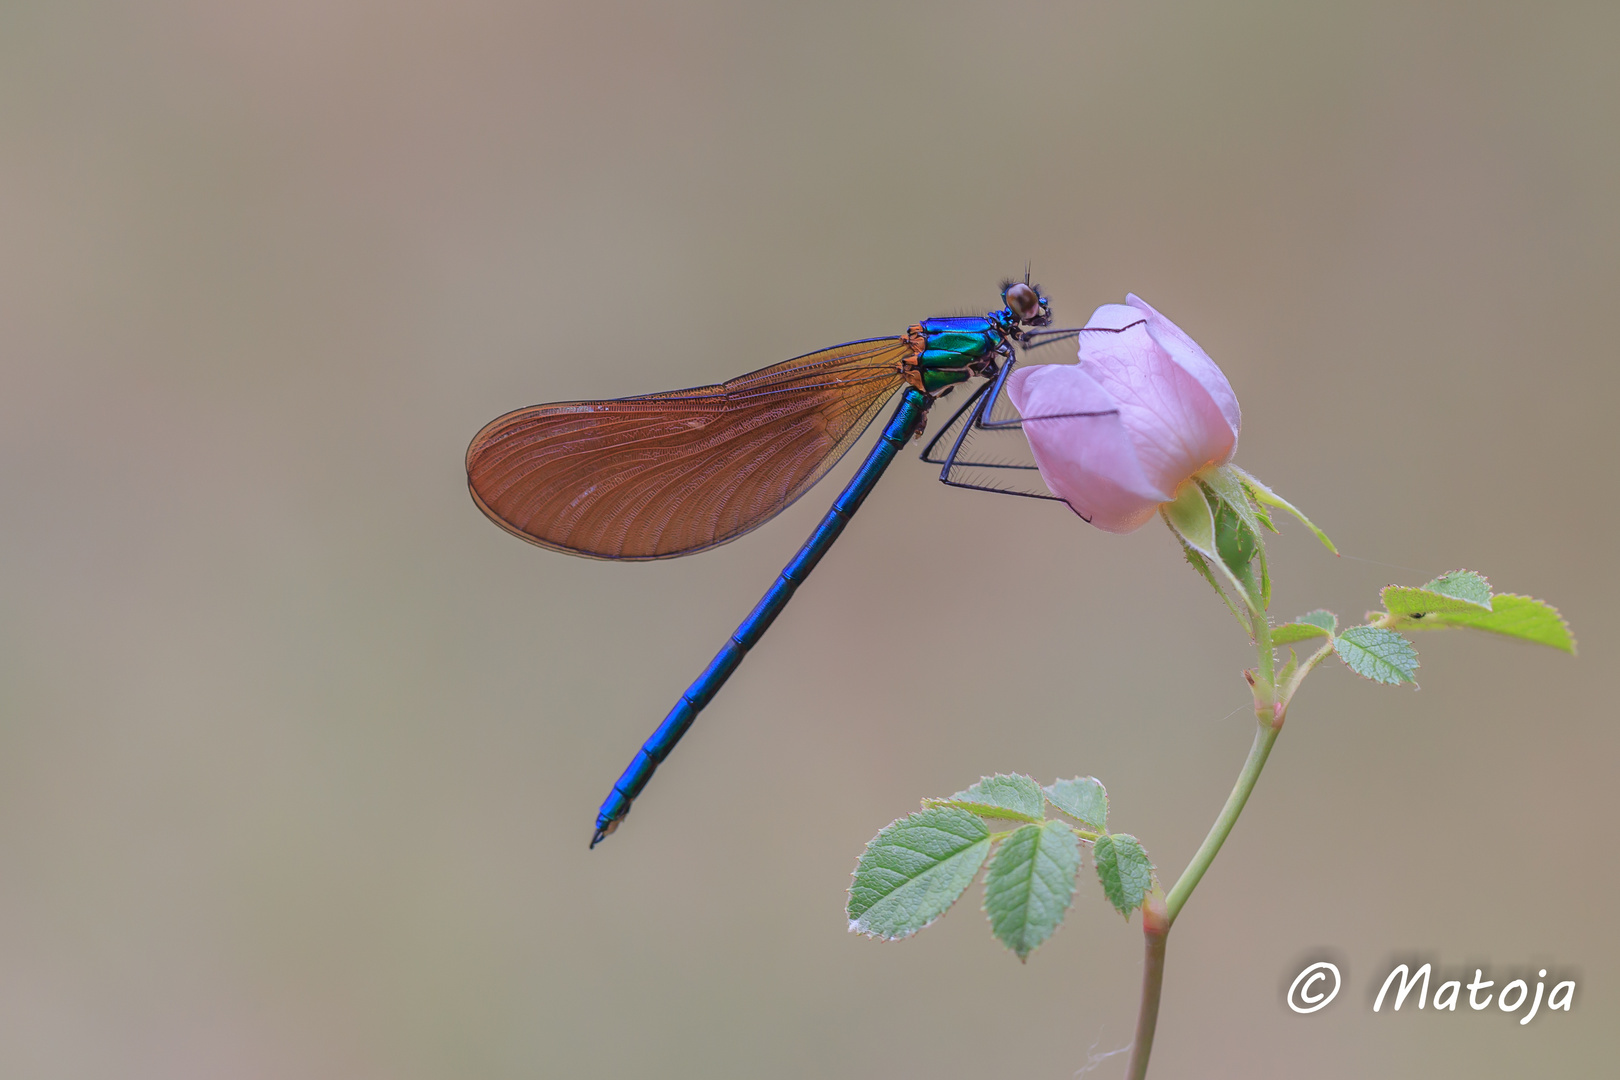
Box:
left=924, top=336, right=1118, bottom=501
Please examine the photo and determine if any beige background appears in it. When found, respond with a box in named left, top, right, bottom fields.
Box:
left=2, top=2, right=1615, bottom=1077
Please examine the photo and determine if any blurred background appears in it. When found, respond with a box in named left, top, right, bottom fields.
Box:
left=2, top=1, right=1616, bottom=1076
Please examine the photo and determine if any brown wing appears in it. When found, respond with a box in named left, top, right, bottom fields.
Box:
left=465, top=337, right=914, bottom=560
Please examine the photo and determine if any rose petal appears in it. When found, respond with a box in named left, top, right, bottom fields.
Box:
left=1072, top=325, right=1232, bottom=501
left=1009, top=295, right=1244, bottom=535
left=1006, top=363, right=1166, bottom=533
left=1126, top=295, right=1242, bottom=444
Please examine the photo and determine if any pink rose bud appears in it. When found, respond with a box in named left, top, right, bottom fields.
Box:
left=1006, top=295, right=1242, bottom=533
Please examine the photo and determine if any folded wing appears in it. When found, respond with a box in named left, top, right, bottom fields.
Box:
left=466, top=338, right=913, bottom=559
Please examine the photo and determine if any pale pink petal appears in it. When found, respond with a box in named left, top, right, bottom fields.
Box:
left=1125, top=295, right=1242, bottom=444
left=1009, top=295, right=1244, bottom=535
left=1006, top=364, right=1165, bottom=533
left=1072, top=320, right=1235, bottom=499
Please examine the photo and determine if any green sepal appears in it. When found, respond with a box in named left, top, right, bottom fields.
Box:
left=848, top=807, right=993, bottom=940
left=1207, top=480, right=1265, bottom=610
left=1162, top=480, right=1216, bottom=554
left=927, top=774, right=1046, bottom=822
left=1163, top=482, right=1257, bottom=616
left=1202, top=467, right=1272, bottom=600
left=1202, top=466, right=1269, bottom=538
left=983, top=820, right=1082, bottom=960
left=1179, top=538, right=1242, bottom=622
left=1334, top=625, right=1420, bottom=685
left=1227, top=465, right=1338, bottom=555
left=1043, top=777, right=1108, bottom=832
left=1093, top=833, right=1155, bottom=918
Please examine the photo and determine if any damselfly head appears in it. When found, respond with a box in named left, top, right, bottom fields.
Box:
left=1001, top=279, right=1052, bottom=328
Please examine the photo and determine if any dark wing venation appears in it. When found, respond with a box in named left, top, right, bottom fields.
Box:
left=467, top=338, right=912, bottom=560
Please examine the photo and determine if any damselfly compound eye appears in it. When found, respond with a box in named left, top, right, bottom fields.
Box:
left=1005, top=282, right=1041, bottom=321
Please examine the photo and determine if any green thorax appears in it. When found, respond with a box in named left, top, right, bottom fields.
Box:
left=913, top=315, right=1005, bottom=394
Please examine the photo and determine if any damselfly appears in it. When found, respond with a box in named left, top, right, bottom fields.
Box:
left=466, top=280, right=1100, bottom=845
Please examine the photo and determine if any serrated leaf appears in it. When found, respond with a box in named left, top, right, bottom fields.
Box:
left=984, top=820, right=1081, bottom=960
left=1043, top=777, right=1108, bottom=831
left=1334, top=626, right=1420, bottom=685
left=848, top=808, right=992, bottom=939
left=1274, top=609, right=1338, bottom=645
left=1381, top=586, right=1490, bottom=617
left=1299, top=609, right=1338, bottom=633
left=933, top=774, right=1046, bottom=821
left=1424, top=570, right=1493, bottom=607
left=1382, top=570, right=1493, bottom=617
left=1093, top=833, right=1154, bottom=918
left=1228, top=465, right=1339, bottom=555
left=1399, top=594, right=1576, bottom=654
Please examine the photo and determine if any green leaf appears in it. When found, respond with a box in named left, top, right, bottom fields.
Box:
left=1273, top=610, right=1337, bottom=645
left=848, top=808, right=992, bottom=940
left=1093, top=833, right=1154, bottom=918
left=1299, top=609, right=1338, bottom=633
left=1382, top=569, right=1493, bottom=618
left=1424, top=570, right=1493, bottom=607
left=1043, top=777, right=1108, bottom=832
left=1399, top=593, right=1576, bottom=654
left=1272, top=621, right=1333, bottom=645
left=1334, top=626, right=1420, bottom=685
left=983, top=820, right=1081, bottom=960
left=1228, top=465, right=1339, bottom=555
left=1381, top=586, right=1490, bottom=618
left=930, top=774, right=1046, bottom=822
